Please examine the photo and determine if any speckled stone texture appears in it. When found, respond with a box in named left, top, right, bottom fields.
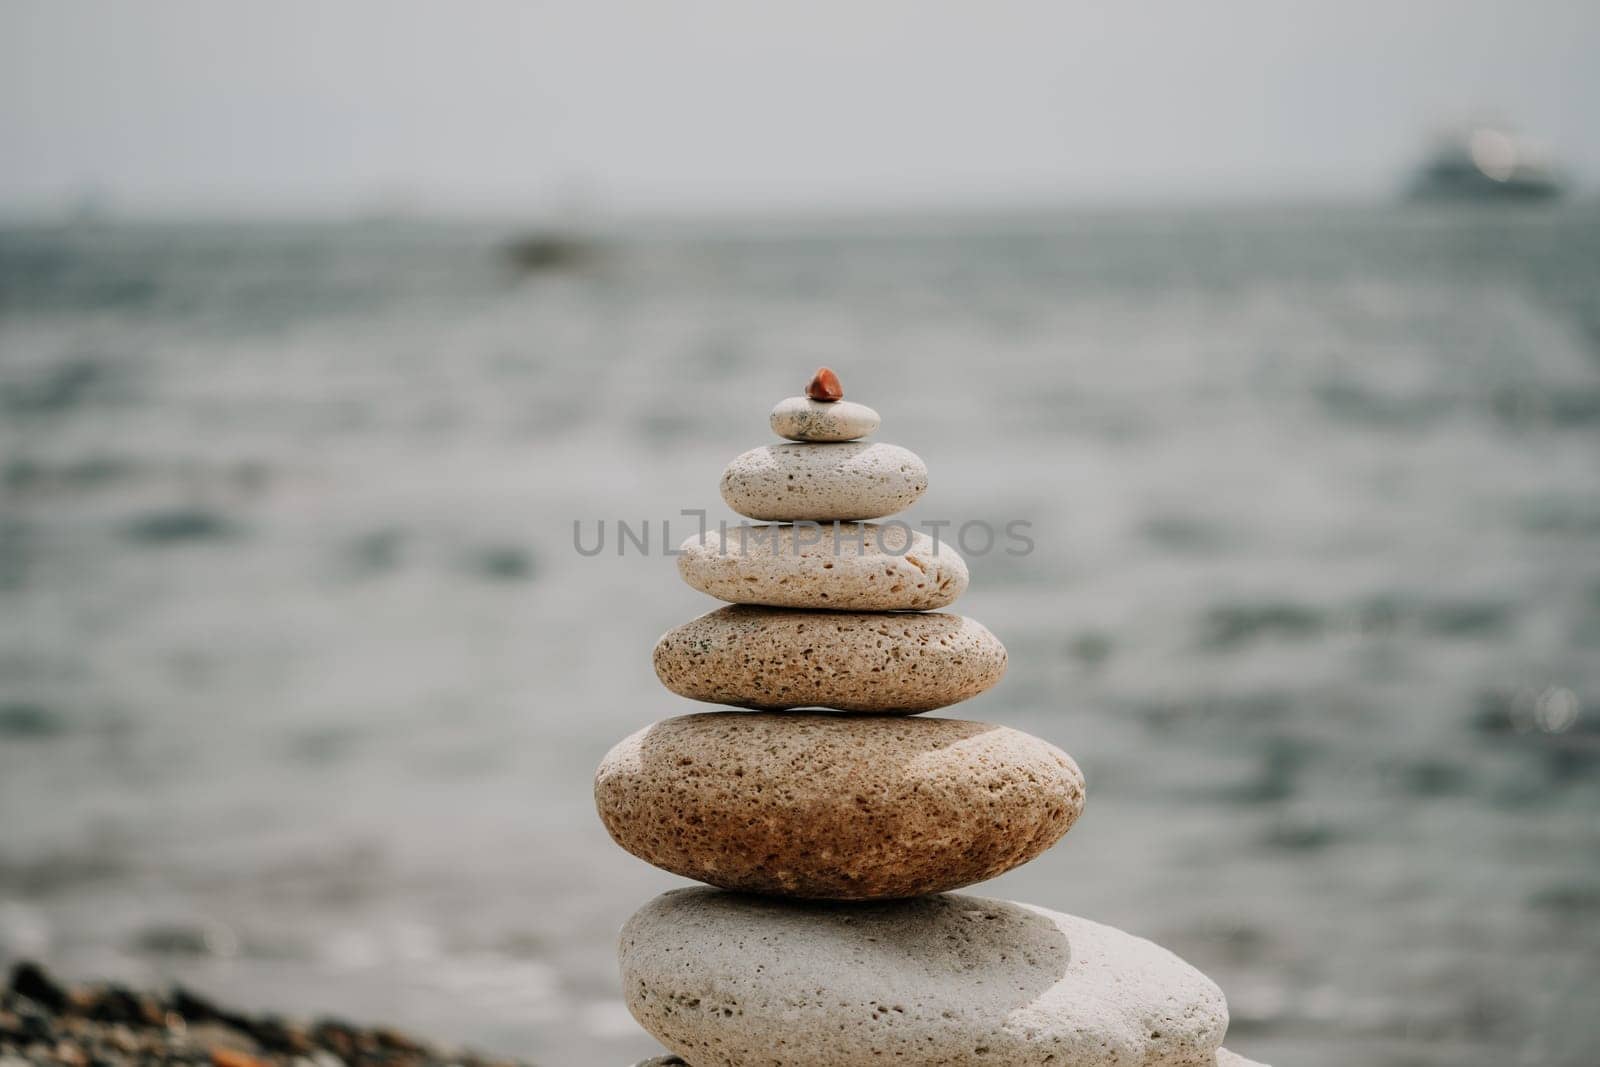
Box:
left=677, top=523, right=968, bottom=611
left=769, top=395, right=881, bottom=441
left=719, top=441, right=927, bottom=522
left=632, top=1054, right=1260, bottom=1067
left=620, top=888, right=1229, bottom=1067
left=652, top=606, right=1006, bottom=712
left=595, top=712, right=1084, bottom=899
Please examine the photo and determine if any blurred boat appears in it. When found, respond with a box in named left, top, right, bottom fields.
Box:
left=1408, top=126, right=1563, bottom=201
left=502, top=231, right=600, bottom=273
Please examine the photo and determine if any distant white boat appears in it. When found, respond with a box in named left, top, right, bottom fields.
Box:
left=1408, top=126, right=1563, bottom=201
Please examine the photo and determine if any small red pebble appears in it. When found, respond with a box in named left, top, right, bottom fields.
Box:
left=805, top=367, right=843, bottom=402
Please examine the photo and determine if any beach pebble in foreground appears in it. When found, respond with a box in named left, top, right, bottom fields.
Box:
left=595, top=712, right=1083, bottom=899
left=720, top=441, right=927, bottom=522
left=653, top=606, right=1005, bottom=712
left=677, top=522, right=967, bottom=611
left=0, top=961, right=526, bottom=1067
left=769, top=395, right=881, bottom=441
left=620, top=888, right=1228, bottom=1067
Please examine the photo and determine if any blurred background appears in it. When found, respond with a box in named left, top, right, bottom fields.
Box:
left=2, top=2, right=1598, bottom=1065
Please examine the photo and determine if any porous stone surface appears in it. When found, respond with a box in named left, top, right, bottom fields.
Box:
left=1215, top=1051, right=1269, bottom=1067
left=652, top=606, right=1006, bottom=712
left=769, top=395, right=881, bottom=442
left=632, top=1055, right=1260, bottom=1067
left=619, top=888, right=1229, bottom=1067
left=676, top=522, right=968, bottom=611
left=719, top=441, right=927, bottom=522
left=595, top=712, right=1084, bottom=899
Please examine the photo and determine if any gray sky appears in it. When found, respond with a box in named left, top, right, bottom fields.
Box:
left=3, top=0, right=1596, bottom=218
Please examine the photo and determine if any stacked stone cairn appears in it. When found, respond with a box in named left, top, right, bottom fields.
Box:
left=597, top=370, right=1266, bottom=1067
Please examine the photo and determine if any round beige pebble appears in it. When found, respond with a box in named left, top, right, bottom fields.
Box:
left=652, top=606, right=1005, bottom=712
left=676, top=523, right=968, bottom=611
left=619, top=888, right=1229, bottom=1067
left=719, top=441, right=927, bottom=522
left=595, top=712, right=1084, bottom=899
left=769, top=395, right=881, bottom=441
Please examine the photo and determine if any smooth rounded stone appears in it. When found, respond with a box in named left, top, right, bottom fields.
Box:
left=1216, top=1051, right=1270, bottom=1067
left=595, top=712, right=1084, bottom=899
left=652, top=606, right=1005, bottom=712
left=619, top=888, right=1229, bottom=1067
left=719, top=441, right=926, bottom=522
left=676, top=522, right=968, bottom=611
left=769, top=395, right=881, bottom=442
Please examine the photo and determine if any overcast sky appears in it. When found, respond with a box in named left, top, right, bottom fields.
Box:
left=3, top=0, right=1596, bottom=219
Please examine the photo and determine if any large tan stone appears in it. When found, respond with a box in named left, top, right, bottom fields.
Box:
left=719, top=441, right=926, bottom=521
left=594, top=712, right=1083, bottom=899
left=619, top=888, right=1229, bottom=1067
left=676, top=523, right=968, bottom=611
left=652, top=606, right=1005, bottom=713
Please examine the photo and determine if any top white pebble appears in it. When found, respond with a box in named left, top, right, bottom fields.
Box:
left=770, top=396, right=880, bottom=442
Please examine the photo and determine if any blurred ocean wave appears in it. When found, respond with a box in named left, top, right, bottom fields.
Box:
left=2, top=203, right=1598, bottom=1066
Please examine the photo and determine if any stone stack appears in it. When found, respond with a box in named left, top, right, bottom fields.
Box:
left=597, top=370, right=1266, bottom=1067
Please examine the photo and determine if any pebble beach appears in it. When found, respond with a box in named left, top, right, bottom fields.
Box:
left=0, top=961, right=527, bottom=1067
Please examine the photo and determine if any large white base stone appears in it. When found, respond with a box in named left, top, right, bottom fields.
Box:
left=620, top=888, right=1229, bottom=1067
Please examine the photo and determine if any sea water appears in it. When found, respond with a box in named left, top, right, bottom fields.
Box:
left=1, top=204, right=1598, bottom=1066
